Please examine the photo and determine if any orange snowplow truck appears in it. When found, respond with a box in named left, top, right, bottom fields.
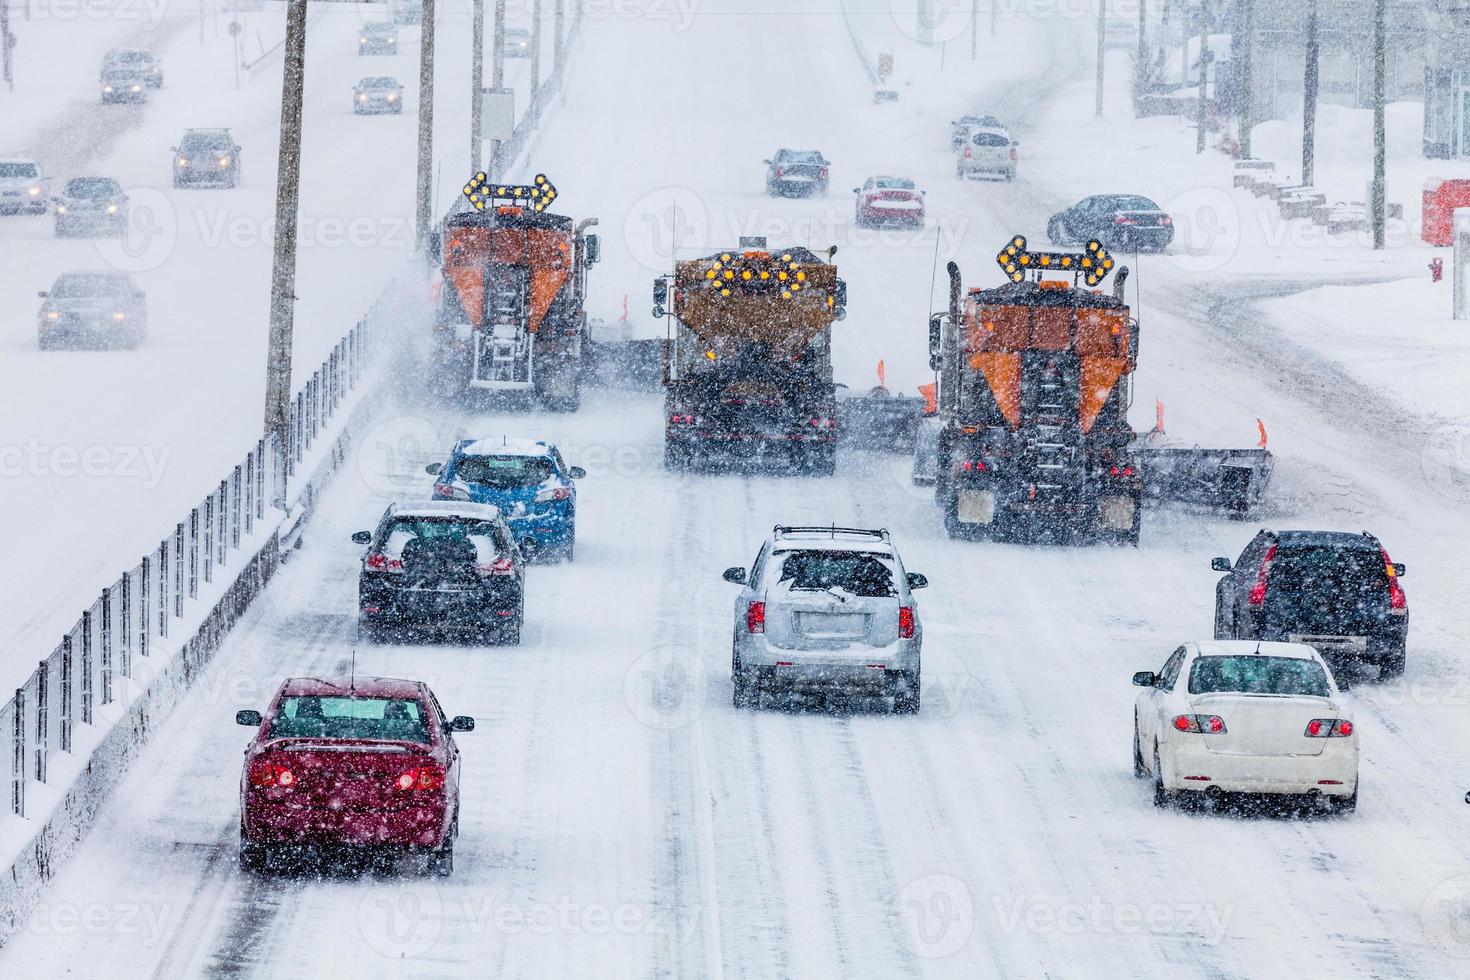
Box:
left=927, top=236, right=1145, bottom=544
left=433, top=173, right=600, bottom=411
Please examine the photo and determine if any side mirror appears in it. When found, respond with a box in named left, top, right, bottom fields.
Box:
left=37, top=291, right=48, bottom=298
left=568, top=466, right=586, bottom=479
left=449, top=715, right=475, bottom=732
left=1210, top=557, right=1232, bottom=572
left=1392, top=562, right=1406, bottom=577
left=1132, top=671, right=1156, bottom=688
left=351, top=530, right=372, bottom=545
left=428, top=230, right=443, bottom=264
left=425, top=462, right=442, bottom=475
left=584, top=233, right=600, bottom=264
left=722, top=567, right=747, bottom=585
left=236, top=709, right=263, bottom=726
left=852, top=187, right=860, bottom=194
left=169, top=145, right=178, bottom=152
left=762, top=159, right=772, bottom=164
left=906, top=572, right=929, bottom=590
left=1012, top=140, right=1020, bottom=147
left=835, top=280, right=848, bottom=310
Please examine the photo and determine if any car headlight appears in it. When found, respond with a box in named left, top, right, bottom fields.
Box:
left=103, top=85, right=114, bottom=92
left=218, top=156, right=230, bottom=167
left=178, top=157, right=188, bottom=166
left=106, top=204, right=118, bottom=214
left=360, top=37, right=367, bottom=43
left=46, top=311, right=59, bottom=320
left=28, top=186, right=41, bottom=196
left=131, top=85, right=142, bottom=92
left=56, top=205, right=67, bottom=214
left=388, top=35, right=396, bottom=43
left=358, top=93, right=368, bottom=101
left=386, top=93, right=397, bottom=101
left=113, top=312, right=126, bottom=321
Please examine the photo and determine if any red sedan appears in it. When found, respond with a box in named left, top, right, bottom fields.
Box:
left=236, top=676, right=475, bottom=875
left=853, top=176, right=926, bottom=228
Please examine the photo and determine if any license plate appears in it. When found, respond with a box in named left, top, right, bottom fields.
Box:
left=1290, top=634, right=1367, bottom=652
left=796, top=612, right=866, bottom=637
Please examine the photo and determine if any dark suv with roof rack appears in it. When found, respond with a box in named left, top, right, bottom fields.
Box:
left=1211, top=530, right=1408, bottom=678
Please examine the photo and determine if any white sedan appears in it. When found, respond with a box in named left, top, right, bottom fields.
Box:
left=1132, top=641, right=1358, bottom=812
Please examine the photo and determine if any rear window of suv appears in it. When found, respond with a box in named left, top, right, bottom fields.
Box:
left=454, top=455, right=554, bottom=489
left=771, top=551, right=896, bottom=598
left=1271, top=545, right=1386, bottom=594
left=1188, top=656, right=1331, bottom=697
left=381, top=516, right=508, bottom=560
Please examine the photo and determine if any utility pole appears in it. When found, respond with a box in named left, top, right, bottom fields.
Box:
left=1, top=0, right=14, bottom=93
left=489, top=0, right=506, bottom=176
left=1095, top=0, right=1106, bottom=117
left=1302, top=0, right=1319, bottom=185
left=264, top=0, right=308, bottom=513
left=1371, top=0, right=1387, bottom=249
left=970, top=0, right=977, bottom=59
left=1195, top=27, right=1211, bottom=154
left=553, top=0, right=565, bottom=77
left=1135, top=0, right=1148, bottom=102
left=1238, top=0, right=1254, bottom=158
left=471, top=0, right=484, bottom=174
left=530, top=0, right=542, bottom=126
left=415, top=0, right=436, bottom=253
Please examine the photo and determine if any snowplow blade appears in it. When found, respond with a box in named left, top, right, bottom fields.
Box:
left=837, top=391, right=928, bottom=453
left=1135, top=447, right=1274, bottom=515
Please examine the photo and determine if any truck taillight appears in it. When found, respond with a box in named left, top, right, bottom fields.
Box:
left=477, top=557, right=516, bottom=577
left=1248, top=543, right=1277, bottom=607
left=365, top=552, right=404, bottom=573
left=746, top=601, right=766, bottom=634
left=396, top=764, right=446, bottom=791
left=248, top=759, right=295, bottom=789
left=1009, top=147, right=1017, bottom=161
left=960, top=460, right=987, bottom=472
left=669, top=413, right=698, bottom=425
left=899, top=607, right=915, bottom=639
left=808, top=417, right=835, bottom=429
left=1381, top=548, right=1407, bottom=612
left=1305, top=718, right=1353, bottom=738
left=1108, top=465, right=1135, bottom=477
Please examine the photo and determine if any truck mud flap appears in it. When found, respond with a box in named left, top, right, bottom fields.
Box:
left=1135, top=447, right=1275, bottom=515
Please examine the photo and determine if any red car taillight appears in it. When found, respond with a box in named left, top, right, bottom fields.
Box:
left=746, top=601, right=766, bottom=634
left=1381, top=548, right=1407, bottom=612
left=1114, top=215, right=1137, bottom=225
left=248, top=759, right=295, bottom=788
left=898, top=607, right=915, bottom=639
left=774, top=167, right=784, bottom=178
left=1305, top=718, right=1353, bottom=738
left=819, top=167, right=829, bottom=178
left=669, top=413, right=698, bottom=425
left=960, top=459, right=987, bottom=472
left=1248, top=544, right=1277, bottom=607
left=1009, top=147, right=1017, bottom=161
left=1108, top=465, right=1136, bottom=477
left=964, top=147, right=972, bottom=158
left=365, top=552, right=404, bottom=573
left=1172, top=714, right=1226, bottom=734
left=395, top=764, right=446, bottom=791
left=808, top=417, right=835, bottom=429
left=476, top=556, right=516, bottom=577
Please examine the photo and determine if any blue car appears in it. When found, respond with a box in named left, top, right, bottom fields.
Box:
left=426, top=438, right=584, bottom=561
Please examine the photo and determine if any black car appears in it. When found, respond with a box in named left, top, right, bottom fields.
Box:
left=54, top=177, right=128, bottom=237
left=172, top=128, right=241, bottom=189
left=765, top=149, right=829, bottom=197
left=353, top=501, right=526, bottom=644
left=1211, top=530, right=1409, bottom=678
left=1047, top=194, right=1174, bottom=251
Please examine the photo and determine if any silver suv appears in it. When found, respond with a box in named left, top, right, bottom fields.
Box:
left=724, top=526, right=928, bottom=713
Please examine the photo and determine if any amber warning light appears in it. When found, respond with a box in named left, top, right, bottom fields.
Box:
left=463, top=172, right=559, bottom=212
left=995, top=235, right=1114, bottom=287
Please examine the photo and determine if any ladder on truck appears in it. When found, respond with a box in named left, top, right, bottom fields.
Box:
left=471, top=265, right=534, bottom=390
left=1018, top=352, right=1082, bottom=499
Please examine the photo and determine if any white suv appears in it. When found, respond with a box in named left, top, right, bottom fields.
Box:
left=0, top=159, right=50, bottom=214
left=723, top=526, right=928, bottom=713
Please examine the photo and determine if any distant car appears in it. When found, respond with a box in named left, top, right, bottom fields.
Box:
left=0, top=159, right=49, bottom=214
left=172, top=128, right=241, bottom=188
left=236, top=675, right=475, bottom=875
left=100, top=66, right=149, bottom=104
left=1047, top=194, right=1174, bottom=251
left=504, top=27, right=532, bottom=57
left=955, top=125, right=1017, bottom=180
left=1133, top=641, right=1358, bottom=812
left=1212, top=530, right=1408, bottom=678
left=360, top=21, right=399, bottom=55
left=100, top=48, right=162, bottom=88
left=764, top=149, right=829, bottom=197
left=724, top=525, right=928, bottom=712
left=950, top=113, right=1002, bottom=148
left=427, top=438, right=585, bottom=561
left=853, top=175, right=925, bottom=228
left=389, top=0, right=422, bottom=24
left=54, top=177, right=128, bottom=238
left=37, top=271, right=147, bottom=350
left=354, top=501, right=526, bottom=643
left=354, top=75, right=404, bottom=114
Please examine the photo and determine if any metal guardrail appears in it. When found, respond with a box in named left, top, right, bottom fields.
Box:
left=3, top=314, right=378, bottom=820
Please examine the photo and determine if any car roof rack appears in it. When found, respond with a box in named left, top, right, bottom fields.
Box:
left=772, top=525, right=890, bottom=542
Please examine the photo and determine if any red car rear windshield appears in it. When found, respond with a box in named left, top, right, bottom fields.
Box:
left=267, top=696, right=431, bottom=744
